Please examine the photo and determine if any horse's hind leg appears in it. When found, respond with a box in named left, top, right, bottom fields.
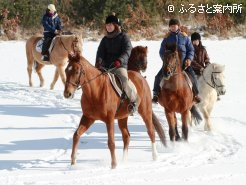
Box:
left=71, top=115, right=94, bottom=165
left=50, top=68, right=59, bottom=90
left=118, top=117, right=130, bottom=162
left=35, top=63, right=45, bottom=87
left=27, top=56, right=34, bottom=87
left=138, top=110, right=158, bottom=160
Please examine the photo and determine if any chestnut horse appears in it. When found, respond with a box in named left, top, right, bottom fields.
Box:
left=158, top=44, right=201, bottom=141
left=63, top=52, right=166, bottom=169
left=26, top=34, right=82, bottom=89
left=128, top=46, right=148, bottom=73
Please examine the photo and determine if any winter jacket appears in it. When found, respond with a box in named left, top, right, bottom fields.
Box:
left=191, top=45, right=210, bottom=75
left=42, top=12, right=62, bottom=38
left=159, top=30, right=194, bottom=69
left=96, top=32, right=132, bottom=69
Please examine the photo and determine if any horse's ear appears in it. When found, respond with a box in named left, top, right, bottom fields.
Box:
left=145, top=46, right=148, bottom=52
left=165, top=42, right=177, bottom=52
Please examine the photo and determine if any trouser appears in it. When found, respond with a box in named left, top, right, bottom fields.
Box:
left=153, top=68, right=163, bottom=95
left=41, top=36, right=53, bottom=56
left=153, top=66, right=199, bottom=96
left=185, top=66, right=199, bottom=95
left=113, top=67, right=137, bottom=103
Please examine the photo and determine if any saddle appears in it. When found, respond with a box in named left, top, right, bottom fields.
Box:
left=35, top=37, right=56, bottom=54
left=107, top=72, right=137, bottom=99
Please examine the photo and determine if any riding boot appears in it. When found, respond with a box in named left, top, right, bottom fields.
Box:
left=185, top=66, right=201, bottom=103
left=41, top=37, right=52, bottom=61
left=152, top=68, right=163, bottom=103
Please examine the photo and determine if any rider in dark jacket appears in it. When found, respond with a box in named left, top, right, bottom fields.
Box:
left=41, top=4, right=62, bottom=62
left=95, top=14, right=137, bottom=114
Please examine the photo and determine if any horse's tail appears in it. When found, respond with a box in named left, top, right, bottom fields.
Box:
left=190, top=105, right=203, bottom=125
left=152, top=111, right=166, bottom=147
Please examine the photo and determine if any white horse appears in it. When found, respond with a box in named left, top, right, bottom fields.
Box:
left=197, top=63, right=226, bottom=131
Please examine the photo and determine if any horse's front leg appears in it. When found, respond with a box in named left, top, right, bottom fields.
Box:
left=201, top=108, right=211, bottom=131
left=174, top=114, right=181, bottom=141
left=118, top=117, right=130, bottom=162
left=50, top=68, right=59, bottom=90
left=106, top=118, right=117, bottom=169
left=71, top=115, right=94, bottom=165
left=165, top=111, right=176, bottom=141
left=57, top=65, right=66, bottom=85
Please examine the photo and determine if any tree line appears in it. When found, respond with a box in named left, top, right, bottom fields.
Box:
left=0, top=0, right=245, bottom=39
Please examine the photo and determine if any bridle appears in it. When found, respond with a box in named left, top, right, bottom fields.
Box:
left=202, top=68, right=225, bottom=95
left=65, top=61, right=108, bottom=90
left=163, top=52, right=180, bottom=78
left=59, top=36, right=80, bottom=54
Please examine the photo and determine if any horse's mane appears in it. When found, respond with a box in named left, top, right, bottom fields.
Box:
left=68, top=51, right=81, bottom=63
left=128, top=46, right=147, bottom=62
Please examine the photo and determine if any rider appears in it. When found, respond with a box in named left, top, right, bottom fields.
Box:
left=190, top=32, right=210, bottom=76
left=152, top=18, right=201, bottom=104
left=95, top=13, right=137, bottom=114
left=41, top=4, right=62, bottom=62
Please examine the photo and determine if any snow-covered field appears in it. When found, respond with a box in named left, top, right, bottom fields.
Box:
left=0, top=38, right=246, bottom=185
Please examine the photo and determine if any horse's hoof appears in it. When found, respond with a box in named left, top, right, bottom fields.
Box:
left=152, top=154, right=158, bottom=161
left=111, top=162, right=117, bottom=169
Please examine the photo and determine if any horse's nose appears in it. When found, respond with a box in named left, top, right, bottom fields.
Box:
left=221, top=89, right=226, bottom=95
left=64, top=91, right=73, bottom=99
left=167, top=71, right=171, bottom=76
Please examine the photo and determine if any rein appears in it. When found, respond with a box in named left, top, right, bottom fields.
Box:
left=59, top=36, right=79, bottom=54
left=66, top=63, right=115, bottom=90
left=202, top=70, right=225, bottom=94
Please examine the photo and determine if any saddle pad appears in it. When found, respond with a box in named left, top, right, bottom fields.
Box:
left=107, top=73, right=123, bottom=97
left=107, top=73, right=137, bottom=98
left=183, top=71, right=193, bottom=90
left=35, top=37, right=56, bottom=54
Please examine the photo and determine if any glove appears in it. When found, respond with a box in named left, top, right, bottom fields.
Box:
left=185, top=59, right=191, bottom=67
left=114, top=60, right=121, bottom=68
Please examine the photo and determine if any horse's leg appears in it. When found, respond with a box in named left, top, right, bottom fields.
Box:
left=174, top=114, right=181, bottom=141
left=71, top=115, right=94, bottom=165
left=138, top=109, right=158, bottom=160
left=50, top=68, right=59, bottom=90
left=181, top=110, right=189, bottom=141
left=165, top=110, right=176, bottom=141
left=106, top=118, right=117, bottom=169
left=35, top=63, right=45, bottom=87
left=27, top=55, right=34, bottom=87
left=201, top=107, right=211, bottom=131
left=118, top=117, right=130, bottom=162
left=57, top=65, right=66, bottom=85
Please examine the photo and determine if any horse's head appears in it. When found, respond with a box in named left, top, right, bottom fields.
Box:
left=204, top=63, right=226, bottom=95
left=128, top=46, right=148, bottom=72
left=59, top=34, right=83, bottom=55
left=64, top=51, right=84, bottom=99
left=162, top=43, right=180, bottom=80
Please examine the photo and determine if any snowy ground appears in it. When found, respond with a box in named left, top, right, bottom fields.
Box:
left=0, top=38, right=246, bottom=185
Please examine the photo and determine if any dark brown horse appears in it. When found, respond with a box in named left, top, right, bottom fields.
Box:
left=63, top=52, right=166, bottom=169
left=158, top=44, right=200, bottom=141
left=128, top=46, right=148, bottom=73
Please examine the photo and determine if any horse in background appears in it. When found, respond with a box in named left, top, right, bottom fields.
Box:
left=157, top=43, right=201, bottom=141
left=128, top=46, right=148, bottom=73
left=63, top=51, right=166, bottom=169
left=196, top=63, right=226, bottom=131
left=25, top=34, right=82, bottom=89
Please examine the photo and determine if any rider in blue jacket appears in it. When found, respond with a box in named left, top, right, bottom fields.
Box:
left=41, top=4, right=62, bottom=62
left=152, top=18, right=201, bottom=103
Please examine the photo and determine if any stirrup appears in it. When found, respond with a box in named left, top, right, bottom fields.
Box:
left=152, top=95, right=158, bottom=104
left=41, top=55, right=49, bottom=62
left=193, top=95, right=201, bottom=103
left=128, top=102, right=137, bottom=115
